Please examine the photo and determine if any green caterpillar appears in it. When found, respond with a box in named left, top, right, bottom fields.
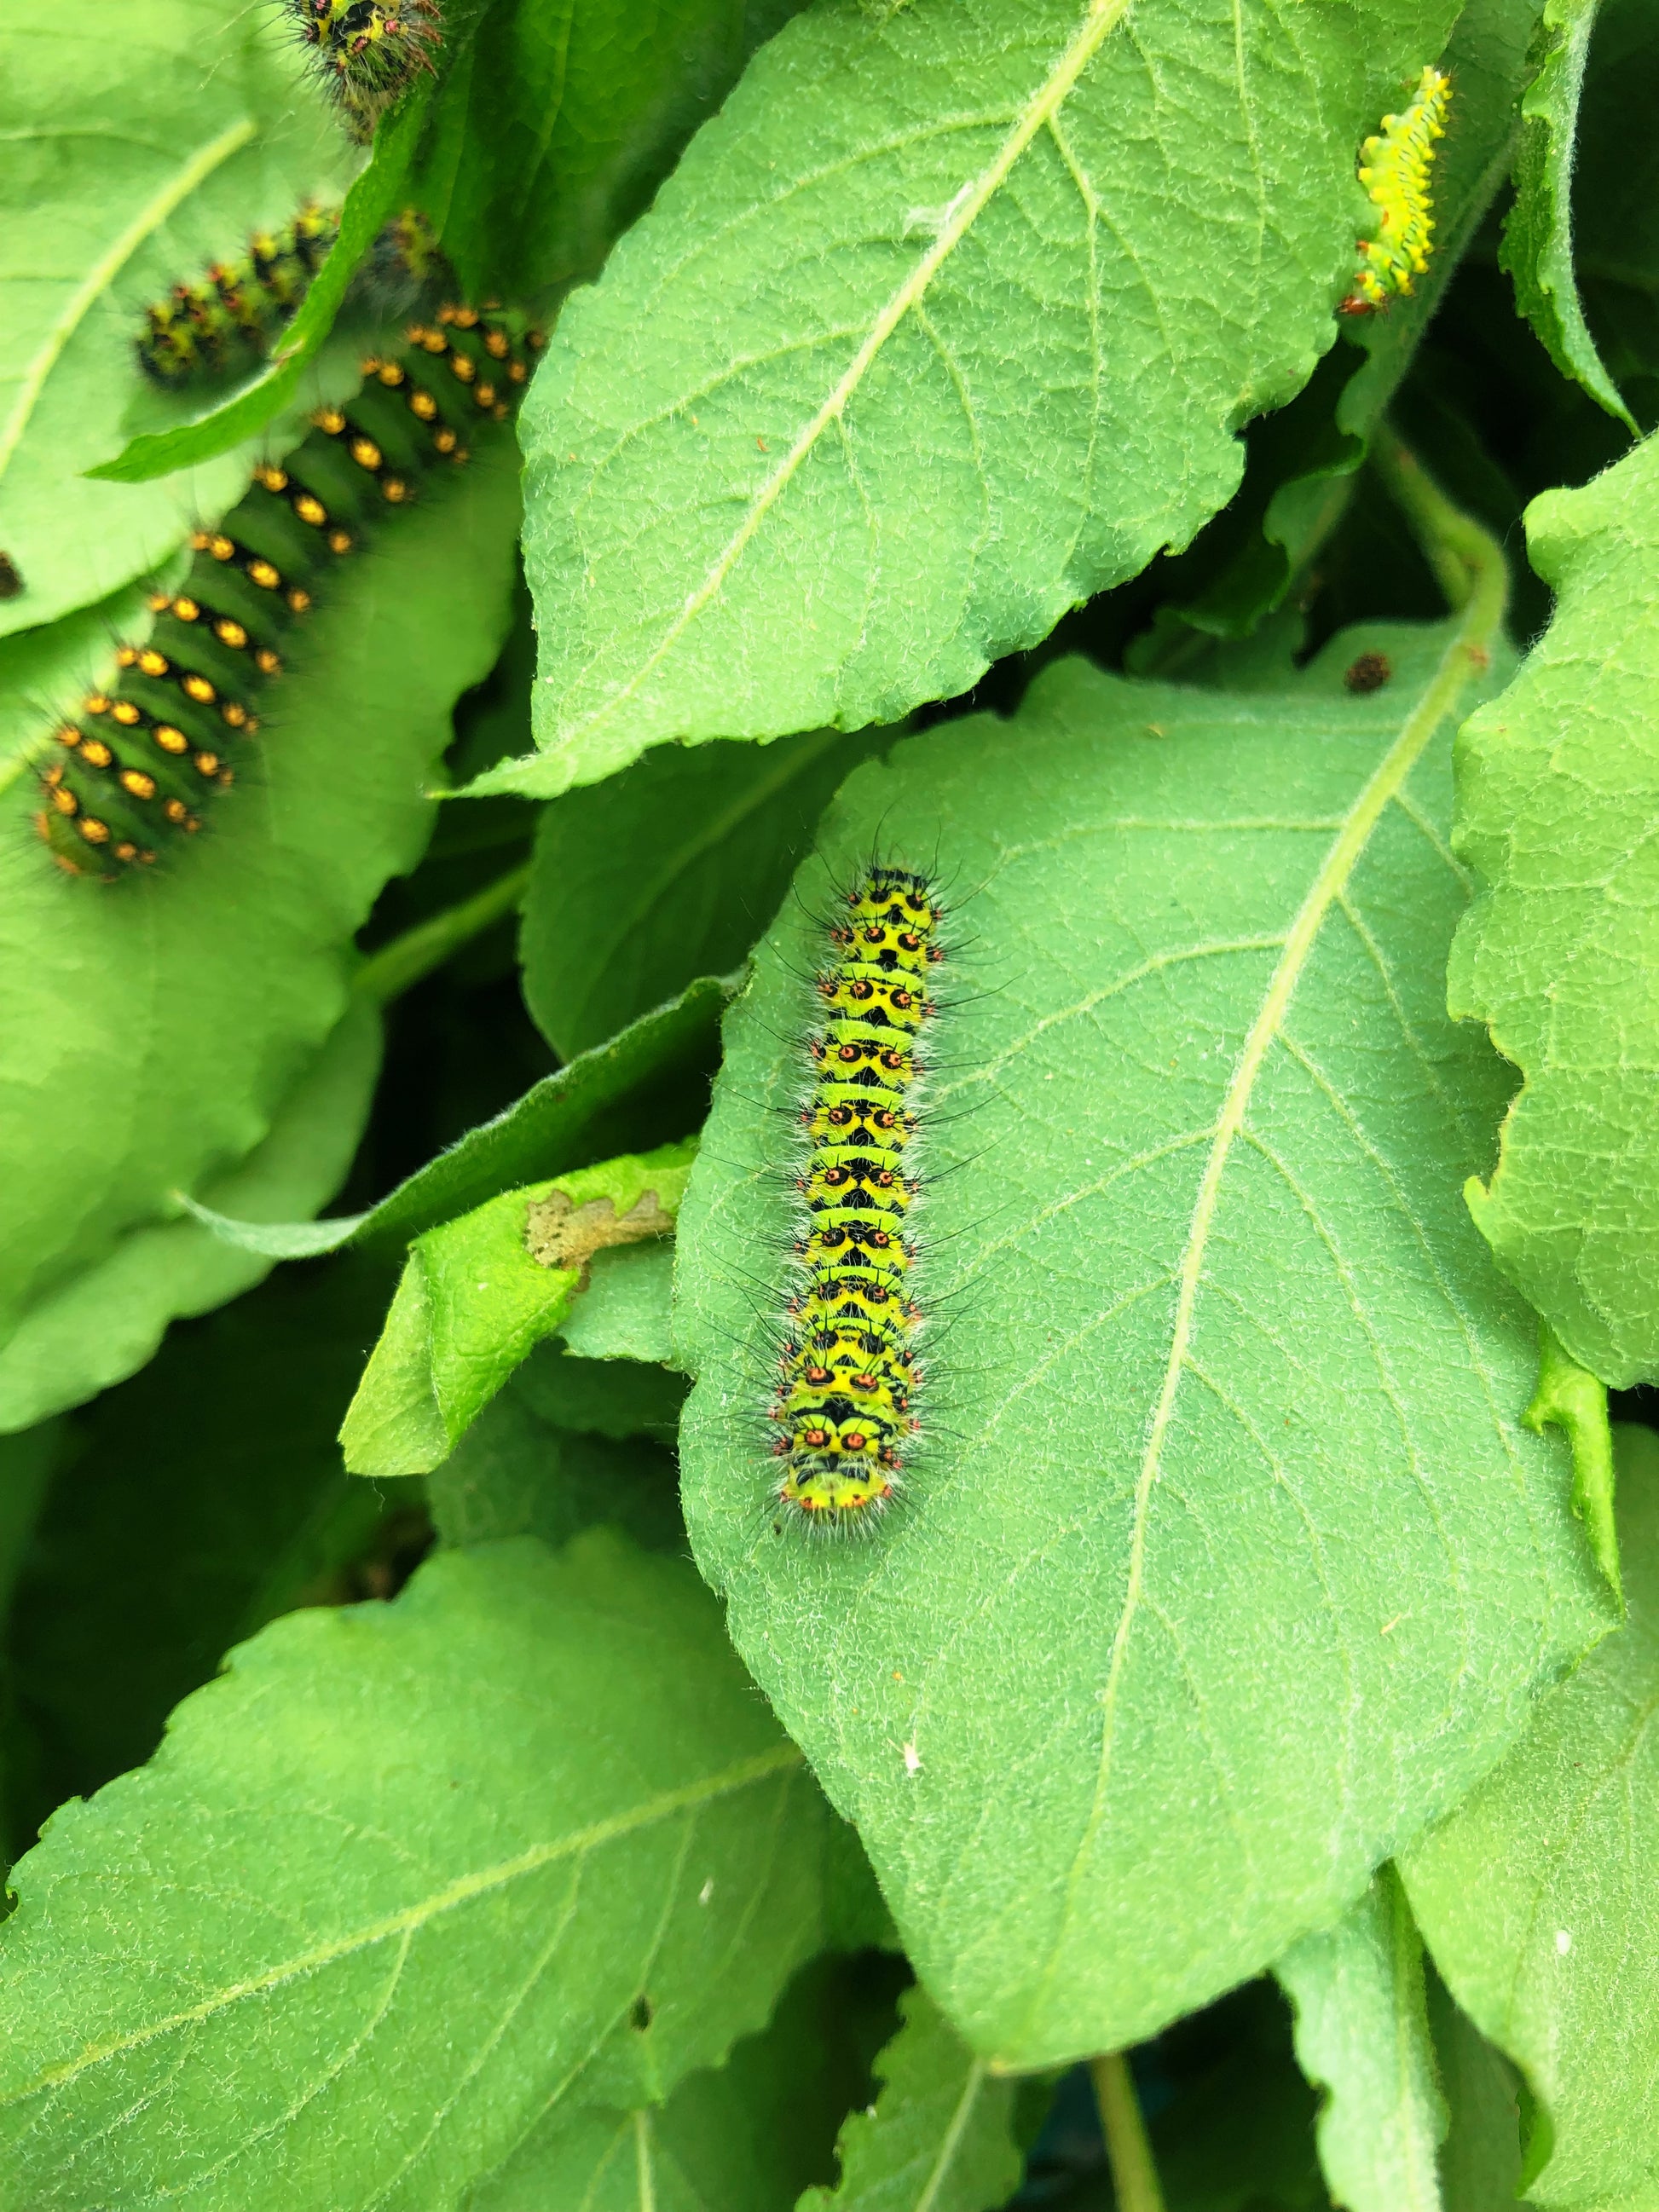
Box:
left=770, top=868, right=946, bottom=1533
left=1338, top=66, right=1452, bottom=316
left=41, top=305, right=542, bottom=881
left=138, top=205, right=340, bottom=386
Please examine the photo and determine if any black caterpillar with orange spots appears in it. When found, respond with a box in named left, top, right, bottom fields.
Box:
left=768, top=868, right=947, bottom=1533
left=40, top=305, right=544, bottom=880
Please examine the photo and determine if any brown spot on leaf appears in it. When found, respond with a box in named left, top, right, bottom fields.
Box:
left=524, top=1187, right=674, bottom=1278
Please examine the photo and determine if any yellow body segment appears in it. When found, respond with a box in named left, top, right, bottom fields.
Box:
left=1341, top=66, right=1451, bottom=314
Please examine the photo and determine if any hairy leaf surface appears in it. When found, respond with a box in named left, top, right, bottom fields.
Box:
left=0, top=1533, right=837, bottom=2210
left=1403, top=1427, right=1659, bottom=2212
left=496, top=0, right=1460, bottom=795
left=1277, top=1871, right=1447, bottom=2212
left=1450, top=430, right=1659, bottom=1385
left=676, top=627, right=1612, bottom=2065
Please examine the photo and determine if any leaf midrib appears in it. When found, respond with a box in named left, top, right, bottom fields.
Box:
left=1027, top=620, right=1498, bottom=2026
left=555, top=0, right=1134, bottom=748
left=0, top=1741, right=801, bottom=2106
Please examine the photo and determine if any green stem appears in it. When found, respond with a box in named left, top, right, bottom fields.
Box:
left=1091, top=2051, right=1166, bottom=2212
left=353, top=859, right=530, bottom=1007
left=1370, top=430, right=1509, bottom=639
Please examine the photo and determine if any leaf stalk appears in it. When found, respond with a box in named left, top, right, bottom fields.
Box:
left=353, top=859, right=530, bottom=1007
left=1090, top=2050, right=1166, bottom=2212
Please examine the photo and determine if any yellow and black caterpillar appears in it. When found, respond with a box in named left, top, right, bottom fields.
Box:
left=138, top=205, right=341, bottom=386
left=41, top=305, right=543, bottom=880
left=770, top=868, right=946, bottom=1532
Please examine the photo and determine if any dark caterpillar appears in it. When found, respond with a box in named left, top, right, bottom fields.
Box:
left=40, top=306, right=544, bottom=881
left=138, top=205, right=340, bottom=386
left=769, top=868, right=947, bottom=1533
left=287, top=0, right=442, bottom=141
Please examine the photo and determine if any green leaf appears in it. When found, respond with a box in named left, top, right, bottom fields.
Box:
left=489, top=0, right=1462, bottom=798
left=0, top=442, right=522, bottom=1424
left=0, top=0, right=356, bottom=634
left=86, top=88, right=430, bottom=485
left=1426, top=1972, right=1526, bottom=2212
left=469, top=1952, right=905, bottom=2212
left=427, top=1366, right=685, bottom=1558
left=1523, top=1323, right=1619, bottom=1599
left=342, top=1139, right=697, bottom=1475
left=0, top=1531, right=841, bottom=2209
left=1401, top=1425, right=1659, bottom=2212
left=518, top=1337, right=689, bottom=1443
left=0, top=996, right=383, bottom=1432
left=8, top=1251, right=408, bottom=1817
left=1276, top=1870, right=1448, bottom=2212
left=1500, top=0, right=1638, bottom=430
left=522, top=728, right=888, bottom=1060
left=675, top=622, right=1614, bottom=2069
left=1449, top=429, right=1659, bottom=1387
left=405, top=0, right=809, bottom=307
left=180, top=973, right=731, bottom=1259
left=799, top=1984, right=1022, bottom=2212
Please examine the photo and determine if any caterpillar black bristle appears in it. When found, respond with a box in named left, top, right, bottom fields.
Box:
left=41, top=300, right=540, bottom=882
left=137, top=205, right=340, bottom=386
left=287, top=0, right=443, bottom=142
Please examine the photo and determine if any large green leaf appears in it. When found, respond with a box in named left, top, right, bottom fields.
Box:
left=1449, top=430, right=1659, bottom=1386
left=799, top=1984, right=1022, bottom=2212
left=1276, top=1871, right=1447, bottom=2212
left=0, top=0, right=356, bottom=635
left=1402, top=1426, right=1659, bottom=2212
left=521, top=729, right=887, bottom=1060
left=0, top=1531, right=841, bottom=2209
left=0, top=440, right=522, bottom=1425
left=675, top=623, right=1613, bottom=2069
left=488, top=0, right=1460, bottom=798
left=1500, top=0, right=1638, bottom=428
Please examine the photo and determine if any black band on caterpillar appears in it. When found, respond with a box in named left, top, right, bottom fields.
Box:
left=138, top=205, right=340, bottom=386
left=287, top=1, right=443, bottom=142
left=770, top=867, right=947, bottom=1533
left=40, top=302, right=540, bottom=881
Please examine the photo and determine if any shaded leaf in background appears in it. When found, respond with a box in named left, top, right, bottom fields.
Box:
left=0, top=0, right=356, bottom=631
left=1425, top=1969, right=1526, bottom=2212
left=494, top=0, right=1460, bottom=796
left=408, top=0, right=808, bottom=308
left=1573, top=0, right=1659, bottom=421
left=469, top=1949, right=906, bottom=2212
left=522, top=727, right=887, bottom=1060
left=1500, top=0, right=1636, bottom=428
left=0, top=441, right=522, bottom=1424
left=427, top=1361, right=685, bottom=1559
left=1450, top=428, right=1659, bottom=1386
left=676, top=625, right=1612, bottom=2068
left=1402, top=1427, right=1659, bottom=2212
left=1276, top=1870, right=1447, bottom=2212
left=8, top=1250, right=409, bottom=1829
left=0, top=1532, right=839, bottom=2209
left=800, top=1984, right=1021, bottom=2212
left=180, top=973, right=730, bottom=1259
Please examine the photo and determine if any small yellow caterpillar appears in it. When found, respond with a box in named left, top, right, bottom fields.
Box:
left=1339, top=66, right=1451, bottom=316
left=769, top=867, right=946, bottom=1533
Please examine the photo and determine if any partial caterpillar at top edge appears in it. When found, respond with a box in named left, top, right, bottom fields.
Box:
left=286, top=0, right=443, bottom=142
left=1338, top=65, right=1450, bottom=317
left=39, top=306, right=543, bottom=883
left=769, top=865, right=948, bottom=1538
